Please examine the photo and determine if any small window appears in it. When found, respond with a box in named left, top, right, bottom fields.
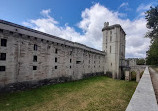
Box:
left=110, top=31, right=112, bottom=35
left=70, top=59, right=72, bottom=63
left=33, top=66, right=37, bottom=70
left=111, top=63, right=112, bottom=66
left=76, top=61, right=81, bottom=64
left=110, top=46, right=111, bottom=53
left=34, top=44, right=38, bottom=51
left=70, top=66, right=71, bottom=69
left=0, top=66, right=5, bottom=71
left=55, top=57, right=57, bottom=62
left=1, top=39, right=7, bottom=47
left=55, top=49, right=58, bottom=54
left=110, top=36, right=112, bottom=42
left=55, top=66, right=57, bottom=69
left=0, top=53, right=6, bottom=60
left=33, top=55, right=37, bottom=62
left=70, top=51, right=72, bottom=55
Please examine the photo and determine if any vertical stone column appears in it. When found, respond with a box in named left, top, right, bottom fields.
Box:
left=136, top=71, right=140, bottom=82
left=125, top=70, right=130, bottom=81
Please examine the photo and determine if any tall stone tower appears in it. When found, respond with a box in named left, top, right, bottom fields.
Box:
left=102, top=22, right=126, bottom=79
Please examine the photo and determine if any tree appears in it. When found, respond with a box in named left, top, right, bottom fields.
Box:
left=136, top=58, right=145, bottom=65
left=145, top=6, right=158, bottom=40
left=145, top=6, right=158, bottom=65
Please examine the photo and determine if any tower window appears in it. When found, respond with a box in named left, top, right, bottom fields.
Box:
left=70, top=59, right=72, bottom=63
left=33, top=66, right=37, bottom=70
left=0, top=53, right=6, bottom=60
left=55, top=49, right=58, bottom=54
left=55, top=66, right=57, bottom=69
left=110, top=46, right=111, bottom=53
left=70, top=66, right=71, bottom=69
left=110, top=36, right=112, bottom=42
left=0, top=66, right=5, bottom=71
left=33, top=55, right=37, bottom=62
left=1, top=39, right=7, bottom=47
left=55, top=57, right=57, bottom=62
left=34, top=44, right=38, bottom=51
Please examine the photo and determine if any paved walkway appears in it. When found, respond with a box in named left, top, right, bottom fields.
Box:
left=126, top=67, right=158, bottom=111
left=149, top=67, right=158, bottom=104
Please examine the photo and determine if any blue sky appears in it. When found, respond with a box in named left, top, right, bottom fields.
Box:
left=0, top=0, right=157, bottom=58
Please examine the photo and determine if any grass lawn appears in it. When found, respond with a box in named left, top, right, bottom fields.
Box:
left=0, top=76, right=137, bottom=111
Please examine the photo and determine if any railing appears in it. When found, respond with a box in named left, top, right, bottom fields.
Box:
left=126, top=66, right=158, bottom=111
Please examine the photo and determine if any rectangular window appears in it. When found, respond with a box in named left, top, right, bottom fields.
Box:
left=33, top=55, right=37, bottom=62
left=0, top=66, right=5, bottom=71
left=0, top=53, right=6, bottom=60
left=55, top=57, right=57, bottom=62
left=33, top=66, right=37, bottom=70
left=55, top=49, right=58, bottom=54
left=55, top=66, right=57, bottom=69
left=70, top=59, right=72, bottom=63
left=34, top=44, right=38, bottom=51
left=110, top=36, right=112, bottom=42
left=1, top=39, right=7, bottom=47
left=70, top=66, right=71, bottom=69
left=110, top=46, right=111, bottom=53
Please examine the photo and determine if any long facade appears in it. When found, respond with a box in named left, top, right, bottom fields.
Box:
left=0, top=20, right=105, bottom=87
left=0, top=20, right=126, bottom=90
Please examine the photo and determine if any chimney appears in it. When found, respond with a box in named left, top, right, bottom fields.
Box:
left=104, top=22, right=109, bottom=27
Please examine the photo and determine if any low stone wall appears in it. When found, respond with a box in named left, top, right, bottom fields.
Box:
left=126, top=66, right=158, bottom=111
left=0, top=72, right=104, bottom=93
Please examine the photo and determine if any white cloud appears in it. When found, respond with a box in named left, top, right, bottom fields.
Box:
left=136, top=3, right=152, bottom=12
left=119, top=2, right=128, bottom=9
left=23, top=4, right=150, bottom=58
left=118, top=2, right=131, bottom=11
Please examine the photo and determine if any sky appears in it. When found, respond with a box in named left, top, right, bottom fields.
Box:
left=0, top=0, right=157, bottom=58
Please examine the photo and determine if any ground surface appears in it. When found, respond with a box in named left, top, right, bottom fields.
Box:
left=0, top=76, right=137, bottom=111
left=149, top=66, right=158, bottom=104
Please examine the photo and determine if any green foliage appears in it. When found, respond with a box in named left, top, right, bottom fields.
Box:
left=146, top=38, right=158, bottom=65
left=136, top=58, right=145, bottom=65
left=145, top=5, right=158, bottom=65
left=145, top=6, right=158, bottom=40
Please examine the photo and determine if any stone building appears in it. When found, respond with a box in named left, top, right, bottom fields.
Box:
left=0, top=20, right=126, bottom=90
left=102, top=22, right=126, bottom=79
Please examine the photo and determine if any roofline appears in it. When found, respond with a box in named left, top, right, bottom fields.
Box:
left=0, top=19, right=105, bottom=55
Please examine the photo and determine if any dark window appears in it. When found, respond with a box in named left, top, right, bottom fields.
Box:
left=1, top=39, right=7, bottom=47
left=110, top=46, right=111, bottom=53
left=70, top=51, right=72, bottom=55
left=70, top=66, right=71, bottom=69
left=76, top=61, right=81, bottom=64
left=55, top=57, right=57, bottom=62
left=33, top=55, right=37, bottom=62
left=110, top=36, right=112, bottom=41
left=55, top=49, right=58, bottom=54
left=94, top=61, right=95, bottom=63
left=33, top=66, right=37, bottom=70
left=70, top=59, right=72, bottom=63
left=55, top=66, right=57, bottom=69
left=0, top=53, right=6, bottom=60
left=34, top=44, right=37, bottom=51
left=111, top=63, right=112, bottom=66
left=0, top=66, right=5, bottom=71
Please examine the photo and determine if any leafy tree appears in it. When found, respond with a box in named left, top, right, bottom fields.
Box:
left=136, top=58, right=145, bottom=65
left=145, top=5, right=158, bottom=65
left=145, top=6, right=158, bottom=40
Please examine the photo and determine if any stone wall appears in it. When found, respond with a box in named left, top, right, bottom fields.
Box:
left=0, top=20, right=105, bottom=91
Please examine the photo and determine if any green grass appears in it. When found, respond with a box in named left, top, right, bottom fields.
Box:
left=0, top=76, right=137, bottom=111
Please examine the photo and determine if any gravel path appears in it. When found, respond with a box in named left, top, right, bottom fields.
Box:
left=149, top=67, right=158, bottom=104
